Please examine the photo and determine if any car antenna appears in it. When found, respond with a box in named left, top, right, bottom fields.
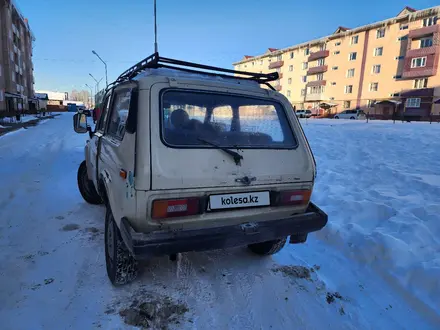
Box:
left=154, top=0, right=158, bottom=54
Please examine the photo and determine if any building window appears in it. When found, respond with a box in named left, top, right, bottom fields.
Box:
left=347, top=68, right=355, bottom=78
left=344, top=101, right=351, bottom=109
left=287, top=90, right=291, bottom=97
left=370, top=82, right=379, bottom=91
left=319, top=44, right=326, bottom=51
left=309, top=86, right=325, bottom=94
left=411, top=57, right=426, bottom=68
left=333, top=51, right=340, bottom=55
left=420, top=37, right=433, bottom=48
left=317, top=58, right=325, bottom=66
left=335, top=42, right=341, bottom=46
left=277, top=54, right=282, bottom=61
left=290, top=52, right=294, bottom=59
left=400, top=24, right=409, bottom=30
left=288, top=78, right=292, bottom=84
left=345, top=85, right=353, bottom=93
left=406, top=98, right=421, bottom=108
left=351, top=35, right=359, bottom=44
left=301, top=76, right=307, bottom=83
left=302, top=62, right=308, bottom=70
left=374, top=47, right=383, bottom=56
left=414, top=78, right=428, bottom=89
left=395, top=56, right=404, bottom=60
left=372, top=64, right=381, bottom=74
left=252, top=62, right=255, bottom=66
left=398, top=36, right=408, bottom=41
left=332, top=66, right=338, bottom=70
left=289, top=65, right=293, bottom=71
left=349, top=52, right=357, bottom=60
left=376, top=28, right=385, bottom=39
left=304, top=48, right=310, bottom=55
left=367, top=100, right=375, bottom=108
left=394, top=75, right=402, bottom=79
left=260, top=60, right=263, bottom=65
left=423, top=16, right=438, bottom=27
left=301, top=88, right=306, bottom=96
left=331, top=82, right=336, bottom=86
left=316, top=73, right=324, bottom=81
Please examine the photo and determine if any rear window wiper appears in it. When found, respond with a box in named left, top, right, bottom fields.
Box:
left=197, top=138, right=243, bottom=165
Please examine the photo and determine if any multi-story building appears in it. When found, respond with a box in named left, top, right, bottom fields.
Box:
left=0, top=0, right=36, bottom=117
left=233, top=6, right=440, bottom=120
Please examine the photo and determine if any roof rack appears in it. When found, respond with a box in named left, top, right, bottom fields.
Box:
left=108, top=52, right=279, bottom=91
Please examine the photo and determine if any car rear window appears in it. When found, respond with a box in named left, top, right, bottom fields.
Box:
left=162, top=90, right=297, bottom=149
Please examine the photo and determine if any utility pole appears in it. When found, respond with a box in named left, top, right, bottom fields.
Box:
left=85, top=83, right=94, bottom=108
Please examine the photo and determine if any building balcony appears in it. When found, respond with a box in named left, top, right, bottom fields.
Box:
left=269, top=61, right=284, bottom=69
left=308, top=50, right=329, bottom=62
left=408, top=24, right=440, bottom=39
left=402, top=53, right=437, bottom=78
left=400, top=88, right=434, bottom=98
left=306, top=80, right=327, bottom=87
left=305, top=92, right=326, bottom=101
left=406, top=46, right=437, bottom=58
left=307, top=65, right=328, bottom=75
left=275, top=85, right=282, bottom=91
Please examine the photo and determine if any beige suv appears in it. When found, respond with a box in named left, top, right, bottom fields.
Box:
left=73, top=53, right=328, bottom=285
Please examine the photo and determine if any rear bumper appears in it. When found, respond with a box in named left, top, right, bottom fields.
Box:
left=120, top=202, right=328, bottom=259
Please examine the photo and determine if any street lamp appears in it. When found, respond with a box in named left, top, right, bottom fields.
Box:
left=92, top=50, right=108, bottom=87
left=85, top=83, right=94, bottom=108
left=89, top=73, right=103, bottom=95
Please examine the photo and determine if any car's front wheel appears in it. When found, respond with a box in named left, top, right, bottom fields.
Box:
left=248, top=237, right=287, bottom=256
left=334, top=116, right=339, bottom=119
left=105, top=207, right=138, bottom=285
left=350, top=116, right=355, bottom=120
left=77, top=161, right=102, bottom=204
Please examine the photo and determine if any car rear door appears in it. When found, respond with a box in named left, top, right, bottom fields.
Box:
left=146, top=83, right=315, bottom=191
left=98, top=84, right=138, bottom=222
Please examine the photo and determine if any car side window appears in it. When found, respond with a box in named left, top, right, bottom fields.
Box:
left=96, top=94, right=112, bottom=132
left=107, top=89, right=131, bottom=140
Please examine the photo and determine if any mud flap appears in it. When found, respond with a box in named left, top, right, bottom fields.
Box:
left=290, top=233, right=308, bottom=244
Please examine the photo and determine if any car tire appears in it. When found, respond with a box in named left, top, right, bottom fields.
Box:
left=248, top=237, right=287, bottom=256
left=334, top=116, right=339, bottom=119
left=350, top=116, right=355, bottom=120
left=105, top=207, right=138, bottom=285
left=77, top=161, right=102, bottom=204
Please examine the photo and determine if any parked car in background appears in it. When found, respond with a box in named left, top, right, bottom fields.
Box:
left=334, top=109, right=366, bottom=120
left=296, top=110, right=312, bottom=118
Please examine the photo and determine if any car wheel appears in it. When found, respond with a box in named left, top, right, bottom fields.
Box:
left=77, top=161, right=102, bottom=204
left=350, top=116, right=355, bottom=120
left=334, top=116, right=339, bottom=119
left=248, top=237, right=287, bottom=256
left=105, top=207, right=138, bottom=285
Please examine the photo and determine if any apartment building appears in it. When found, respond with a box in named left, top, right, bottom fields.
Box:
left=0, top=0, right=36, bottom=117
left=233, top=6, right=440, bottom=120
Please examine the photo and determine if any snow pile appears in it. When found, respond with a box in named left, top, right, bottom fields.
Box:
left=302, top=119, right=440, bottom=317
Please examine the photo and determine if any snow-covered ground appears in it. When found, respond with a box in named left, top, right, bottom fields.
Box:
left=0, top=114, right=439, bottom=329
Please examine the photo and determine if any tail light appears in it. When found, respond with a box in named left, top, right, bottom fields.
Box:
left=152, top=198, right=200, bottom=219
left=279, top=190, right=311, bottom=206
